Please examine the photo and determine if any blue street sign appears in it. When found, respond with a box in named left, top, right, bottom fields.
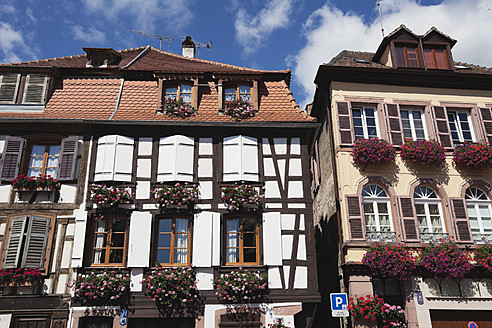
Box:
left=120, top=309, right=128, bottom=326
left=468, top=322, right=478, bottom=328
left=330, top=293, right=348, bottom=311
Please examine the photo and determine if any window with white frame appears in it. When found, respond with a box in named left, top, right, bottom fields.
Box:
left=362, top=184, right=395, bottom=241
left=223, top=135, right=259, bottom=182
left=414, top=186, right=446, bottom=242
left=400, top=108, right=427, bottom=140
left=164, top=84, right=192, bottom=103
left=465, top=187, right=492, bottom=244
left=94, top=135, right=134, bottom=182
left=157, top=135, right=195, bottom=182
left=447, top=111, right=475, bottom=145
left=352, top=106, right=379, bottom=139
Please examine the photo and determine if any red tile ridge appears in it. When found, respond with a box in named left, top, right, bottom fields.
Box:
left=280, top=80, right=316, bottom=121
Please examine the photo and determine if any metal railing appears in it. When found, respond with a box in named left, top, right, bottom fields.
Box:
left=419, top=232, right=449, bottom=243
left=366, top=231, right=397, bottom=242
left=472, top=233, right=492, bottom=244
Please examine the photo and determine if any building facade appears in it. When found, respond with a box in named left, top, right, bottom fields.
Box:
left=309, top=25, right=492, bottom=327
left=0, top=40, right=320, bottom=328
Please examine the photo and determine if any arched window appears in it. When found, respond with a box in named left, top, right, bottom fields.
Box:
left=362, top=184, right=395, bottom=241
left=414, top=186, right=446, bottom=242
left=465, top=187, right=492, bottom=244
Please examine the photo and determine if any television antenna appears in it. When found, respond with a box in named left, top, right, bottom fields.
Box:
left=123, top=29, right=173, bottom=50
left=192, top=38, right=213, bottom=58
left=377, top=0, right=385, bottom=37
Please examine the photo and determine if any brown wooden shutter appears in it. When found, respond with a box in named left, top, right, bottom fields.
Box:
left=384, top=103, right=403, bottom=146
left=450, top=198, right=473, bottom=243
left=430, top=106, right=452, bottom=148
left=398, top=197, right=420, bottom=242
left=346, top=195, right=364, bottom=240
left=477, top=107, right=492, bottom=144
left=337, top=102, right=353, bottom=146
left=58, top=136, right=79, bottom=181
left=22, top=74, right=48, bottom=104
left=3, top=216, right=27, bottom=268
left=21, top=216, right=51, bottom=268
left=0, top=73, right=20, bottom=103
left=0, top=136, right=25, bottom=181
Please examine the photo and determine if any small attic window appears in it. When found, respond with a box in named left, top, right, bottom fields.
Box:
left=454, top=65, right=469, bottom=69
left=354, top=59, right=370, bottom=64
left=83, top=47, right=122, bottom=68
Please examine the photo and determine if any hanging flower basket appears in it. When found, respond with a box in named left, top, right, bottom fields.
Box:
left=69, top=270, right=130, bottom=306
left=362, top=243, right=416, bottom=280
left=161, top=97, right=197, bottom=118
left=142, top=267, right=200, bottom=312
left=348, top=295, right=407, bottom=327
left=221, top=184, right=263, bottom=211
left=11, top=174, right=57, bottom=191
left=224, top=99, right=258, bottom=121
left=351, top=138, right=396, bottom=169
left=401, top=139, right=446, bottom=167
left=474, top=243, right=492, bottom=273
left=419, top=239, right=473, bottom=279
left=0, top=268, right=42, bottom=286
left=453, top=142, right=492, bottom=170
left=213, top=269, right=268, bottom=303
left=90, top=183, right=133, bottom=221
left=151, top=183, right=199, bottom=208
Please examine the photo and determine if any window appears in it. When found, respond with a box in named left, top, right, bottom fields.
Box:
left=224, top=85, right=251, bottom=102
left=155, top=217, right=191, bottom=266
left=394, top=45, right=421, bottom=68
left=447, top=111, right=475, bottom=145
left=0, top=73, right=49, bottom=104
left=27, top=144, right=60, bottom=178
left=13, top=317, right=50, bottom=328
left=225, top=215, right=259, bottom=265
left=352, top=106, right=379, bottom=139
left=223, top=135, right=259, bottom=182
left=157, top=135, right=195, bottom=182
left=423, top=47, right=449, bottom=69
left=372, top=279, right=404, bottom=306
left=362, top=185, right=395, bottom=241
left=465, top=187, right=492, bottom=244
left=2, top=214, right=53, bottom=269
left=219, top=312, right=260, bottom=328
left=164, top=84, right=192, bottom=103
left=400, top=108, right=427, bottom=140
left=80, top=317, right=113, bottom=328
left=414, top=186, right=446, bottom=242
left=91, top=216, right=128, bottom=266
left=94, top=135, right=134, bottom=182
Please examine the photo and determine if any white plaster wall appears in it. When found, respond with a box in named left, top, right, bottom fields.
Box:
left=268, top=267, right=283, bottom=289
left=199, top=138, right=213, bottom=155
left=130, top=268, right=143, bottom=292
left=196, top=268, right=214, bottom=290
left=0, top=185, right=11, bottom=203
left=59, top=184, right=77, bottom=203
left=199, top=181, right=213, bottom=199
left=265, top=181, right=281, bottom=198
left=136, top=181, right=150, bottom=199
left=138, top=137, right=153, bottom=155
left=0, top=314, right=12, bottom=328
left=293, top=266, right=308, bottom=289
left=198, top=158, right=213, bottom=177
left=287, top=181, right=303, bottom=198
left=137, top=158, right=152, bottom=178
left=290, top=137, right=301, bottom=155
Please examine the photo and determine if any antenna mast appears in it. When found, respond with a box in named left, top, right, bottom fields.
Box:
left=193, top=39, right=213, bottom=58
left=377, top=0, right=385, bottom=37
left=123, top=29, right=173, bottom=50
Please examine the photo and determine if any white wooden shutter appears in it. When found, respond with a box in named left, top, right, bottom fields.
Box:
left=0, top=73, right=20, bottom=103
left=241, top=136, right=259, bottom=181
left=22, top=74, right=48, bottom=104
left=223, top=136, right=242, bottom=181
left=113, top=135, right=134, bottom=181
left=175, top=135, right=195, bottom=182
left=71, top=210, right=87, bottom=268
left=192, top=212, right=213, bottom=267
left=158, top=136, right=177, bottom=181
left=127, top=211, right=152, bottom=267
left=262, top=212, right=282, bottom=266
left=94, top=135, right=116, bottom=181
left=3, top=216, right=26, bottom=268
left=21, top=216, right=51, bottom=268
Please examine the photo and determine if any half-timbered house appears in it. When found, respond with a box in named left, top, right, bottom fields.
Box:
left=0, top=38, right=320, bottom=328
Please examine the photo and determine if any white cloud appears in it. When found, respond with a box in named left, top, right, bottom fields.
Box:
left=234, top=0, right=295, bottom=55
left=0, top=22, right=32, bottom=63
left=25, top=7, right=36, bottom=23
left=291, top=0, right=492, bottom=107
left=0, top=4, right=16, bottom=15
left=82, top=0, right=193, bottom=33
left=71, top=25, right=106, bottom=43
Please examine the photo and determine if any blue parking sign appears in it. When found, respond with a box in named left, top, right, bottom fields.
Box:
left=330, top=293, right=348, bottom=311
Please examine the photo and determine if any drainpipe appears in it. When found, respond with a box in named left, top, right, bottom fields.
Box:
left=109, top=78, right=125, bottom=120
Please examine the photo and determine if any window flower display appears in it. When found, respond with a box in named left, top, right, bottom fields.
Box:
left=161, top=97, right=197, bottom=118
left=224, top=99, right=257, bottom=121
left=89, top=183, right=132, bottom=206
left=474, top=243, right=492, bottom=273
left=453, top=142, right=492, bottom=170
left=362, top=243, right=416, bottom=280
left=221, top=184, right=263, bottom=211
left=11, top=174, right=57, bottom=190
left=351, top=138, right=396, bottom=169
left=419, top=239, right=473, bottom=279
left=141, top=267, right=199, bottom=311
left=69, top=270, right=130, bottom=306
left=213, top=269, right=268, bottom=303
left=151, top=183, right=199, bottom=208
left=348, top=295, right=406, bottom=327
left=0, top=268, right=42, bottom=286
left=400, top=139, right=446, bottom=166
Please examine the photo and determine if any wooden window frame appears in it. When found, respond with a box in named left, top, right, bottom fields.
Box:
left=24, top=142, right=61, bottom=179
left=154, top=216, right=192, bottom=267
left=394, top=44, right=421, bottom=68
left=12, top=316, right=51, bottom=328
left=0, top=73, right=49, bottom=105
left=89, top=214, right=129, bottom=267
left=224, top=214, right=260, bottom=266
left=223, top=84, right=252, bottom=103
left=0, top=213, right=55, bottom=273
left=163, top=83, right=193, bottom=103
left=351, top=105, right=380, bottom=139
left=423, top=47, right=450, bottom=69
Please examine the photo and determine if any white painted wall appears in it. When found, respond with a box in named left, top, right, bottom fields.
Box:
left=127, top=211, right=152, bottom=267
left=263, top=212, right=282, bottom=266
left=59, top=184, right=77, bottom=203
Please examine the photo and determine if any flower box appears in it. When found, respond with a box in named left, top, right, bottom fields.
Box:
left=419, top=239, right=473, bottom=279
left=11, top=174, right=58, bottom=191
left=351, top=138, right=396, bottom=169
left=362, top=243, right=416, bottom=280
left=474, top=243, right=492, bottom=273
left=223, top=99, right=258, bottom=121
left=221, top=184, right=263, bottom=211
left=348, top=295, right=407, bottom=327
left=90, top=183, right=133, bottom=207
left=152, top=183, right=199, bottom=208
left=401, top=139, right=446, bottom=167
left=69, top=270, right=130, bottom=306
left=0, top=268, right=42, bottom=286
left=453, top=142, right=492, bottom=170
left=213, top=269, right=268, bottom=303
left=161, top=97, right=197, bottom=118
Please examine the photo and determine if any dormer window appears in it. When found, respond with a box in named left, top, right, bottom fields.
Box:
left=0, top=73, right=49, bottom=105
left=394, top=44, right=421, bottom=68
left=83, top=48, right=122, bottom=68
left=165, top=84, right=192, bottom=103
left=423, top=47, right=449, bottom=69
left=225, top=85, right=251, bottom=102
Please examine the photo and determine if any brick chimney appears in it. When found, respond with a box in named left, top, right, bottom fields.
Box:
left=182, top=36, right=195, bottom=58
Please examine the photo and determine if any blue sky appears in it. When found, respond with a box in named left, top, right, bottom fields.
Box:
left=1, top=0, right=492, bottom=107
